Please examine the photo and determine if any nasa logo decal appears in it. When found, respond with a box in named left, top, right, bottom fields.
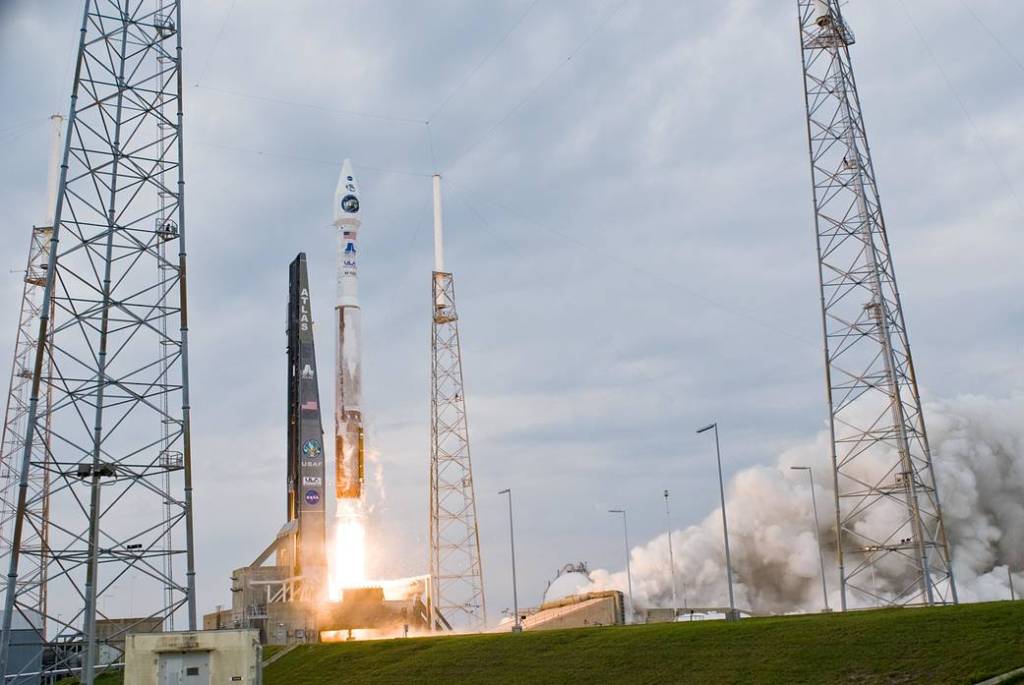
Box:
left=304, top=490, right=321, bottom=505
left=302, top=439, right=322, bottom=458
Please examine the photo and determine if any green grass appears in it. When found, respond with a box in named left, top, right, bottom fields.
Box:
left=262, top=644, right=287, bottom=661
left=54, top=670, right=122, bottom=685
left=264, top=600, right=1024, bottom=685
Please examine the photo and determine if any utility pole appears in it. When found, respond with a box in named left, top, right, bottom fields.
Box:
left=697, top=423, right=736, bottom=620
left=797, top=0, right=956, bottom=608
left=663, top=490, right=679, bottom=617
left=0, top=3, right=198, bottom=682
left=608, top=509, right=634, bottom=623
left=498, top=489, right=521, bottom=632
left=429, top=174, right=486, bottom=631
left=790, top=466, right=830, bottom=612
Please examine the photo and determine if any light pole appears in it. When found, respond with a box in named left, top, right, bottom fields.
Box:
left=791, top=466, right=830, bottom=612
left=663, top=490, right=679, bottom=617
left=498, top=489, right=522, bottom=632
left=697, top=422, right=736, bottom=620
left=608, top=509, right=634, bottom=622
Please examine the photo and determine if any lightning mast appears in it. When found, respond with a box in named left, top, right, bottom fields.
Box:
left=428, top=174, right=486, bottom=630
left=0, top=2, right=198, bottom=683
left=797, top=0, right=956, bottom=609
left=0, top=114, right=63, bottom=640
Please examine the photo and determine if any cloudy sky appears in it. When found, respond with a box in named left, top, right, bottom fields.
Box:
left=0, top=0, right=1021, bottom=624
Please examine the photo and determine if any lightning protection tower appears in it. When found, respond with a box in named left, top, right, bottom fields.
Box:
left=0, top=2, right=197, bottom=683
left=428, top=175, right=487, bottom=631
left=0, top=114, right=64, bottom=644
left=797, top=0, right=956, bottom=609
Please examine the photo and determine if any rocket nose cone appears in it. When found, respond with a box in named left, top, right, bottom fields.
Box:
left=334, top=159, right=361, bottom=226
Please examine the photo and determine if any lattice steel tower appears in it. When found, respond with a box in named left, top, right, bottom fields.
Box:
left=0, top=114, right=64, bottom=642
left=0, top=2, right=197, bottom=683
left=797, top=0, right=956, bottom=609
left=428, top=175, right=486, bottom=631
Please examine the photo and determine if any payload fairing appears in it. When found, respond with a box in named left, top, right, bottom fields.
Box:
left=333, top=160, right=365, bottom=499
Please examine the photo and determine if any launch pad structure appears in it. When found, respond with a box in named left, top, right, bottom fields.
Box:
left=0, top=6, right=984, bottom=678
left=428, top=175, right=487, bottom=632
left=798, top=0, right=956, bottom=609
left=0, top=113, right=63, bottom=646
left=0, top=2, right=198, bottom=683
left=203, top=252, right=432, bottom=645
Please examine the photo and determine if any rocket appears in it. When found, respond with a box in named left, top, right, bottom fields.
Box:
left=286, top=253, right=327, bottom=588
left=333, top=159, right=365, bottom=499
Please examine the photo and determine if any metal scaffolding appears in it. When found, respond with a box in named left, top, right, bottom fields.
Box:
left=797, top=0, right=957, bottom=609
left=0, top=114, right=64, bottom=641
left=428, top=176, right=486, bottom=631
left=0, top=1, right=197, bottom=682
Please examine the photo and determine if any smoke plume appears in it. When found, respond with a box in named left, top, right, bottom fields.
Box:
left=586, top=394, right=1024, bottom=614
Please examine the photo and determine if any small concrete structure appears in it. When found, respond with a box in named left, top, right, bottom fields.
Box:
left=494, top=591, right=625, bottom=632
left=124, top=629, right=261, bottom=685
left=0, top=611, right=42, bottom=685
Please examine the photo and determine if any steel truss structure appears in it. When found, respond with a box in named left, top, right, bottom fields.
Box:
left=797, top=0, right=956, bottom=609
left=0, top=115, right=64, bottom=639
left=0, top=2, right=197, bottom=683
left=429, top=271, right=486, bottom=631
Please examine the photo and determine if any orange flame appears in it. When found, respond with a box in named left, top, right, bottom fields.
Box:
left=329, top=498, right=367, bottom=601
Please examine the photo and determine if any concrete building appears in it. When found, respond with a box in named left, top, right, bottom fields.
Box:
left=95, top=616, right=163, bottom=665
left=123, top=629, right=261, bottom=685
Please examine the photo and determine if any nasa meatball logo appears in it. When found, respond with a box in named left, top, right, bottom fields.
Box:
left=304, top=490, right=321, bottom=506
left=301, top=439, right=322, bottom=458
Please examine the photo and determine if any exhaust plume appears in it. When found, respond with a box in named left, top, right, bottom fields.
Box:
left=586, top=394, right=1024, bottom=613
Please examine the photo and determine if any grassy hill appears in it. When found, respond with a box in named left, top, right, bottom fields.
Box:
left=263, top=600, right=1024, bottom=685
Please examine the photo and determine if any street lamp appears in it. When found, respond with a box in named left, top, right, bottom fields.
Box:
left=608, top=509, right=634, bottom=622
left=663, top=490, right=679, bottom=617
left=696, top=422, right=736, bottom=620
left=498, top=489, right=522, bottom=632
left=790, top=466, right=830, bottom=612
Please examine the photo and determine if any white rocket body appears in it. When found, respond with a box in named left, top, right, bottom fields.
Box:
left=333, top=159, right=364, bottom=499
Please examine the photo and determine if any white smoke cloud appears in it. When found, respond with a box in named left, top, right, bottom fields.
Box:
left=586, top=394, right=1024, bottom=614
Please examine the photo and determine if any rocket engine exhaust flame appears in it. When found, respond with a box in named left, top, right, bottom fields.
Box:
left=329, top=497, right=367, bottom=601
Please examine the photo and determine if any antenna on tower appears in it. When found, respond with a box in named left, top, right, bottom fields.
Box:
left=797, top=0, right=956, bottom=609
left=428, top=174, right=487, bottom=631
left=0, top=2, right=198, bottom=682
